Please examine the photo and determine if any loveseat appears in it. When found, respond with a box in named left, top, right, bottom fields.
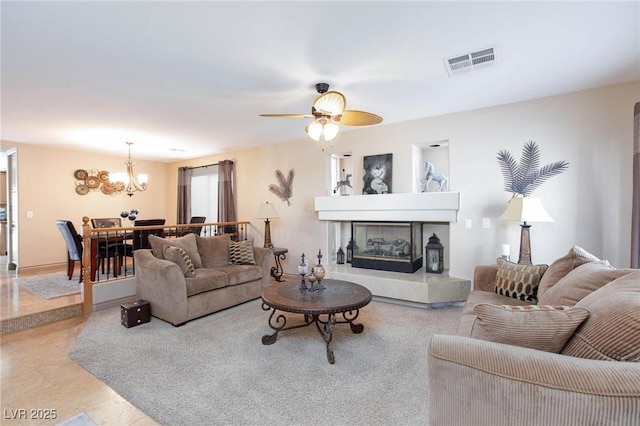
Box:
left=428, top=246, right=640, bottom=426
left=133, top=233, right=272, bottom=326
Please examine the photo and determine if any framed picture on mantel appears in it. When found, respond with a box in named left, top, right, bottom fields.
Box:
left=363, top=153, right=392, bottom=195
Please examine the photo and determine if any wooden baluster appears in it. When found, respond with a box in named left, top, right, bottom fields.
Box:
left=82, top=216, right=93, bottom=314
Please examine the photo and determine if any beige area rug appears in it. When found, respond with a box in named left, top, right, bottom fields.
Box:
left=18, top=272, right=81, bottom=300
left=70, top=298, right=462, bottom=425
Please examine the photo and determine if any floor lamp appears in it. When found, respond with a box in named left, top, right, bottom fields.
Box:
left=500, top=197, right=554, bottom=265
left=257, top=202, right=278, bottom=248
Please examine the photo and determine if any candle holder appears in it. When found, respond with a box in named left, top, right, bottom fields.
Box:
left=298, top=253, right=309, bottom=290
left=312, top=249, right=326, bottom=291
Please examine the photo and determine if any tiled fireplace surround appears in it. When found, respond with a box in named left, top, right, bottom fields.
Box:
left=314, top=192, right=471, bottom=305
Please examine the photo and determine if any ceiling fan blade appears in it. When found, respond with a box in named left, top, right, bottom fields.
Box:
left=338, top=110, right=383, bottom=126
left=313, top=91, right=346, bottom=116
left=259, top=114, right=314, bottom=119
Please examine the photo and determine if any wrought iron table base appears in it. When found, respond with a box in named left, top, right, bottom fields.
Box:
left=261, top=304, right=364, bottom=364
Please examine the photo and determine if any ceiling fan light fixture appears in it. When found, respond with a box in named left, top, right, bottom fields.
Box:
left=323, top=119, right=339, bottom=141
left=305, top=118, right=339, bottom=142
left=305, top=119, right=324, bottom=141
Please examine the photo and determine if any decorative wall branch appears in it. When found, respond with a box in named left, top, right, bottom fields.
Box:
left=269, top=168, right=294, bottom=206
left=497, top=141, right=569, bottom=197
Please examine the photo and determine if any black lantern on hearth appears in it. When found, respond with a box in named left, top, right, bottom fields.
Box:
left=346, top=240, right=353, bottom=263
left=336, top=247, right=345, bottom=264
left=425, top=233, right=444, bottom=274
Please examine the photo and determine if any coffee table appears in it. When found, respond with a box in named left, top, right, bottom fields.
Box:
left=261, top=279, right=372, bottom=364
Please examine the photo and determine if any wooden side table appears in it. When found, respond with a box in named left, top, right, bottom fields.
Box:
left=270, top=247, right=288, bottom=282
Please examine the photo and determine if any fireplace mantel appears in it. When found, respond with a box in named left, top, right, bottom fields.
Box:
left=314, top=192, right=460, bottom=222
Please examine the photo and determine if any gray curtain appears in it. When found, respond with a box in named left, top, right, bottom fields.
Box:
left=218, top=160, right=236, bottom=223
left=177, top=167, right=193, bottom=224
left=632, top=102, right=640, bottom=268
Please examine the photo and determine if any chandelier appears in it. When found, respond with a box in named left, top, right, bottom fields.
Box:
left=111, top=142, right=148, bottom=197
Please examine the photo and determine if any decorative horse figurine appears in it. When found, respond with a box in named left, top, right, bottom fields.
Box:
left=333, top=173, right=352, bottom=195
left=421, top=161, right=448, bottom=192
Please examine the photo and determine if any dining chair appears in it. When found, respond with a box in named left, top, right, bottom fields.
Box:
left=133, top=219, right=166, bottom=250
left=189, top=216, right=206, bottom=236
left=91, top=217, right=122, bottom=228
left=56, top=220, right=84, bottom=283
left=90, top=217, right=131, bottom=274
left=56, top=220, right=126, bottom=282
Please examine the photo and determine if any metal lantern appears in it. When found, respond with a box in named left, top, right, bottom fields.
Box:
left=336, top=247, right=345, bottom=264
left=425, top=233, right=444, bottom=274
left=346, top=240, right=353, bottom=263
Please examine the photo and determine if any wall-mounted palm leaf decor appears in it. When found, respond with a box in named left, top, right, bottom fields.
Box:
left=497, top=141, right=569, bottom=197
left=269, top=168, right=294, bottom=206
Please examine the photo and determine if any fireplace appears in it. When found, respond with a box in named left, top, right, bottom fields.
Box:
left=351, top=221, right=423, bottom=273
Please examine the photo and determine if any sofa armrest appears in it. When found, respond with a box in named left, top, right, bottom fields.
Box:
left=253, top=246, right=273, bottom=289
left=473, top=264, right=498, bottom=292
left=134, top=249, right=189, bottom=326
left=428, top=334, right=640, bottom=426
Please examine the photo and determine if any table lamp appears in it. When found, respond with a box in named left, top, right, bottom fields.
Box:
left=500, top=196, right=553, bottom=265
left=257, top=202, right=278, bottom=248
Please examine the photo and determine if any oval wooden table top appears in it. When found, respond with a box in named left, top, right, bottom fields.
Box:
left=261, top=279, right=372, bottom=315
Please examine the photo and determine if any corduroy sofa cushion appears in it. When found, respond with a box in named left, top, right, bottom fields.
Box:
left=537, top=246, right=600, bottom=299
left=469, top=303, right=590, bottom=353
left=537, top=260, right=632, bottom=306
left=494, top=259, right=548, bottom=302
left=562, top=270, right=640, bottom=361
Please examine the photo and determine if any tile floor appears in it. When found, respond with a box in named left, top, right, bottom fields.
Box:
left=0, top=259, right=159, bottom=425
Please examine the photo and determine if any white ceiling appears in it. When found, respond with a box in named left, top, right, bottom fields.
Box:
left=2, top=1, right=639, bottom=162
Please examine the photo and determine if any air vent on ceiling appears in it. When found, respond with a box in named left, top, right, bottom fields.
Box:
left=444, top=46, right=496, bottom=77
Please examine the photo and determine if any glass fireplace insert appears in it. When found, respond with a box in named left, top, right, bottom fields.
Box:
left=350, top=221, right=423, bottom=273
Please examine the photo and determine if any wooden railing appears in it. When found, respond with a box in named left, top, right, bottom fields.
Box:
left=81, top=217, right=253, bottom=314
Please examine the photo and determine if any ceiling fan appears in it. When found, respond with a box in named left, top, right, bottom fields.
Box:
left=260, top=83, right=383, bottom=141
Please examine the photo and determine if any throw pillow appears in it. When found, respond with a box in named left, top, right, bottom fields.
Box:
left=562, top=270, right=640, bottom=361
left=537, top=260, right=631, bottom=306
left=229, top=240, right=256, bottom=265
left=470, top=303, right=590, bottom=353
left=163, top=246, right=196, bottom=278
left=196, top=234, right=231, bottom=268
left=494, top=258, right=548, bottom=302
left=148, top=233, right=203, bottom=269
left=537, top=246, right=600, bottom=299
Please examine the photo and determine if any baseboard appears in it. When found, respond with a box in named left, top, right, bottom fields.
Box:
left=93, top=295, right=137, bottom=312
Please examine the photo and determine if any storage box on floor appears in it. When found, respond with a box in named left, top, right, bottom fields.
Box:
left=121, top=300, right=151, bottom=328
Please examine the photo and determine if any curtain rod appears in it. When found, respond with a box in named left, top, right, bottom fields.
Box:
left=179, top=160, right=233, bottom=171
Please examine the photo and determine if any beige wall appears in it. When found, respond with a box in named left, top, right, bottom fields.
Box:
left=7, top=81, right=638, bottom=280
left=5, top=143, right=169, bottom=267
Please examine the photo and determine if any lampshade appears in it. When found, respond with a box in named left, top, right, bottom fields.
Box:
left=500, top=197, right=554, bottom=223
left=256, top=202, right=278, bottom=219
left=305, top=118, right=339, bottom=142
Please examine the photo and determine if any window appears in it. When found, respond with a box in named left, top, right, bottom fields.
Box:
left=191, top=166, right=218, bottom=223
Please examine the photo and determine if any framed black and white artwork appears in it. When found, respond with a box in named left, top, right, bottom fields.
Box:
left=362, top=153, right=392, bottom=194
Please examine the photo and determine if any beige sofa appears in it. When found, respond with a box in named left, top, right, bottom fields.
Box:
left=428, top=246, right=640, bottom=426
left=133, top=233, right=272, bottom=326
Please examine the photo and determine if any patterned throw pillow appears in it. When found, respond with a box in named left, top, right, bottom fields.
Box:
left=494, top=258, right=548, bottom=302
left=229, top=240, right=256, bottom=265
left=163, top=246, right=196, bottom=278
left=470, top=304, right=590, bottom=353
left=148, top=233, right=203, bottom=269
